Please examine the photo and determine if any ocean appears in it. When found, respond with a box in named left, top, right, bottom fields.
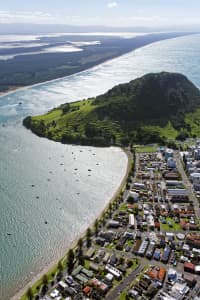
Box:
left=0, top=33, right=200, bottom=299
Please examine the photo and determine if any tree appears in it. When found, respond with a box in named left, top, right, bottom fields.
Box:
left=85, top=123, right=100, bottom=138
left=94, top=219, right=99, bottom=237
left=127, top=196, right=134, bottom=204
left=183, top=154, right=187, bottom=166
left=133, top=205, right=139, bottom=215
left=62, top=103, right=70, bottom=114
left=78, top=238, right=83, bottom=250
left=41, top=274, right=48, bottom=295
left=26, top=287, right=33, bottom=300
left=77, top=238, right=83, bottom=256
left=114, top=200, right=119, bottom=209
left=52, top=120, right=56, bottom=127
left=119, top=196, right=123, bottom=204
left=176, top=131, right=189, bottom=141
left=119, top=256, right=125, bottom=265
left=41, top=284, right=48, bottom=296
left=78, top=255, right=85, bottom=266
left=67, top=249, right=75, bottom=274
left=86, top=228, right=91, bottom=248
left=56, top=270, right=63, bottom=282
left=127, top=260, right=133, bottom=268
left=108, top=202, right=113, bottom=218
left=57, top=260, right=63, bottom=272
left=42, top=274, right=48, bottom=286
left=102, top=213, right=106, bottom=226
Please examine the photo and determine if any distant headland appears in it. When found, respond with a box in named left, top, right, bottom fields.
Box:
left=0, top=32, right=190, bottom=95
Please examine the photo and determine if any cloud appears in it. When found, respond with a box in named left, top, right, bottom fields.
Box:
left=107, top=2, right=118, bottom=9
left=0, top=9, right=199, bottom=28
left=0, top=10, right=54, bottom=24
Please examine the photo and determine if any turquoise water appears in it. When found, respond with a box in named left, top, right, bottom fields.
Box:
left=0, top=33, right=200, bottom=299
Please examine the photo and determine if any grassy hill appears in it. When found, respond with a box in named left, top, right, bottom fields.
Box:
left=23, top=72, right=200, bottom=146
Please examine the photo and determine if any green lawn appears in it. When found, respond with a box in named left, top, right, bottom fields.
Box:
left=105, top=243, right=115, bottom=250
left=127, top=240, right=134, bottom=247
left=119, top=290, right=127, bottom=300
left=119, top=203, right=127, bottom=211
left=29, top=97, right=124, bottom=145
left=160, top=217, right=182, bottom=231
left=84, top=259, right=90, bottom=269
left=134, top=145, right=157, bottom=153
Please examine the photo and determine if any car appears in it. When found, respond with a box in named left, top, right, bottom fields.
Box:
left=173, top=260, right=177, bottom=266
left=65, top=275, right=75, bottom=286
left=168, top=221, right=173, bottom=227
left=124, top=245, right=131, bottom=252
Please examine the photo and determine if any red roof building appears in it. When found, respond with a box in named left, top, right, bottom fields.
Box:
left=184, top=262, right=195, bottom=273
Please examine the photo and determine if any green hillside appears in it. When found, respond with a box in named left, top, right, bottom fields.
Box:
left=23, top=72, right=200, bottom=146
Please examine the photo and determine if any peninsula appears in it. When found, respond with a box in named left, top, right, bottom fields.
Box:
left=23, top=72, right=200, bottom=146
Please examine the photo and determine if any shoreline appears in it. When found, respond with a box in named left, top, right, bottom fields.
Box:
left=6, top=32, right=195, bottom=300
left=0, top=32, right=192, bottom=100
left=11, top=148, right=132, bottom=300
left=0, top=86, right=23, bottom=96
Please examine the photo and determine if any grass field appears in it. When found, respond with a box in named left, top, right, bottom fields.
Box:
left=134, top=144, right=157, bottom=153
left=119, top=203, right=128, bottom=211
left=119, top=290, right=127, bottom=300
left=160, top=217, right=182, bottom=232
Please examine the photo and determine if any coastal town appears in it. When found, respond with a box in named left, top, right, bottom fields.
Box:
left=24, top=142, right=200, bottom=300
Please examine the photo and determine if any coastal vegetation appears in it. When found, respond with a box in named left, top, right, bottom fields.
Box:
left=24, top=72, right=200, bottom=146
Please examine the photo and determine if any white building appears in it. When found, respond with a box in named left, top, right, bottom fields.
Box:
left=128, top=191, right=139, bottom=202
left=167, top=157, right=176, bottom=169
left=190, top=172, right=200, bottom=184
left=129, top=214, right=135, bottom=227
left=194, top=147, right=200, bottom=160
left=147, top=215, right=155, bottom=228
left=105, top=264, right=122, bottom=279
left=165, top=148, right=174, bottom=161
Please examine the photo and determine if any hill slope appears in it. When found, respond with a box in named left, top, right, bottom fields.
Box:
left=23, top=72, right=200, bottom=146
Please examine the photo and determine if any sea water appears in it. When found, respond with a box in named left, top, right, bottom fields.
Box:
left=0, top=33, right=200, bottom=299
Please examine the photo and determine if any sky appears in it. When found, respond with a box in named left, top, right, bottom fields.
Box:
left=0, top=0, right=200, bottom=28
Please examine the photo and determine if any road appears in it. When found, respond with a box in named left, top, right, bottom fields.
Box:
left=105, top=151, right=200, bottom=300
left=105, top=263, right=145, bottom=300
left=133, top=152, right=139, bottom=181
left=175, top=151, right=200, bottom=219
left=100, top=244, right=173, bottom=300
left=123, top=152, right=139, bottom=205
